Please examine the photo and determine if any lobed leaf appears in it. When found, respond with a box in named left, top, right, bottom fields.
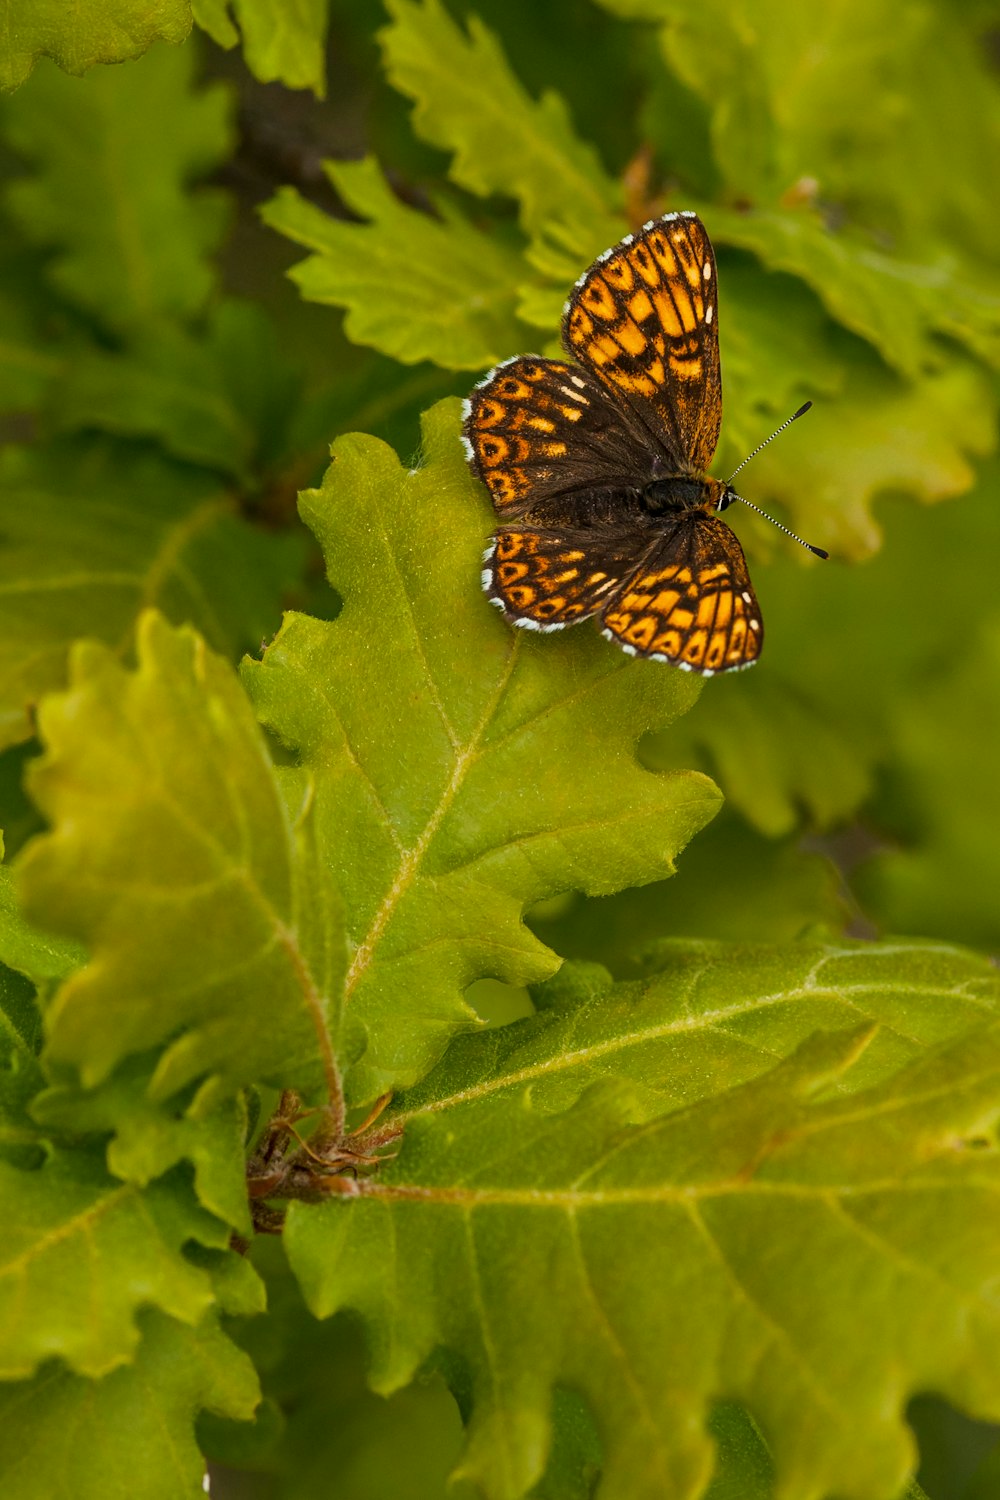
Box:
left=680, top=447, right=1000, bottom=845
left=286, top=939, right=1000, bottom=1500
left=377, top=0, right=621, bottom=244
left=372, top=1, right=999, bottom=398
left=532, top=811, right=848, bottom=961
left=193, top=0, right=330, bottom=97
left=17, top=613, right=344, bottom=1109
left=0, top=441, right=305, bottom=753
left=531, top=196, right=1000, bottom=388
left=191, top=0, right=240, bottom=47
left=31, top=1066, right=252, bottom=1235
left=698, top=204, right=1000, bottom=382
left=0, top=0, right=191, bottom=93
left=244, top=397, right=718, bottom=1103
left=51, top=301, right=305, bottom=485
left=644, top=668, right=871, bottom=838
left=2, top=45, right=232, bottom=332
left=594, top=0, right=1000, bottom=266
left=0, top=1307, right=260, bottom=1498
left=201, top=1259, right=465, bottom=1495
left=401, top=940, right=1000, bottom=1125
left=261, top=158, right=532, bottom=371
left=734, top=354, right=997, bottom=563
left=0, top=1150, right=225, bottom=1380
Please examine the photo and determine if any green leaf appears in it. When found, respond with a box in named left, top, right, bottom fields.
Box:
left=244, top=398, right=718, bottom=1103
left=204, top=1259, right=465, bottom=1496
left=532, top=810, right=848, bottom=963
left=32, top=1063, right=252, bottom=1235
left=0, top=440, right=305, bottom=752
left=191, top=0, right=239, bottom=47
left=0, top=862, right=83, bottom=984
left=377, top=0, right=621, bottom=243
left=965, top=1439, right=1000, bottom=1500
left=0, top=1, right=191, bottom=93
left=51, top=301, right=304, bottom=484
left=703, top=1406, right=773, bottom=1500
left=643, top=668, right=871, bottom=838
left=410, top=940, right=1000, bottom=1125
left=285, top=940, right=1000, bottom=1500
left=593, top=0, right=1000, bottom=266
left=0, top=963, right=45, bottom=1164
left=761, top=454, right=1000, bottom=746
left=2, top=46, right=232, bottom=332
left=699, top=204, right=1000, bottom=382
left=909, top=1396, right=1000, bottom=1500
left=687, top=449, right=1000, bottom=846
left=0, top=1307, right=260, bottom=1499
left=735, top=353, right=997, bottom=563
left=17, top=613, right=344, bottom=1109
left=193, top=0, right=330, bottom=97
left=631, top=381, right=999, bottom=843
left=0, top=1150, right=225, bottom=1379
left=261, top=158, right=532, bottom=370
left=855, top=616, right=1000, bottom=952
left=0, top=243, right=68, bottom=414
left=531, top=195, right=1000, bottom=388
left=703, top=258, right=842, bottom=457
left=373, top=0, right=999, bottom=417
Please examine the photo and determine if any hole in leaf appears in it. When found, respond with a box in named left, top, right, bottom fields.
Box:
left=464, top=978, right=534, bottom=1028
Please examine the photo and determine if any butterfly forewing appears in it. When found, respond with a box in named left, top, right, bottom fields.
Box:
left=562, top=213, right=721, bottom=475
left=600, top=517, right=763, bottom=672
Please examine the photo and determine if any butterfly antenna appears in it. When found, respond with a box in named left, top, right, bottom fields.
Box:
left=723, top=401, right=828, bottom=560
left=724, top=493, right=829, bottom=558
left=725, top=401, right=813, bottom=486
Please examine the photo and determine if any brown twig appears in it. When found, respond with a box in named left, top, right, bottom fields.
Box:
left=240, top=1088, right=400, bottom=1240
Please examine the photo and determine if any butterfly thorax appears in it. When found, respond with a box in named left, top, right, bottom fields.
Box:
left=642, top=474, right=726, bottom=517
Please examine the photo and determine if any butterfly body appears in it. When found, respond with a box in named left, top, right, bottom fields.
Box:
left=463, top=212, right=764, bottom=675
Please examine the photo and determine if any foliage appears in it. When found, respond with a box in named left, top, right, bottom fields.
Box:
left=0, top=2, right=998, bottom=1498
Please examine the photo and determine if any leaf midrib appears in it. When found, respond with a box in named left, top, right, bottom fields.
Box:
left=398, top=967, right=995, bottom=1124
left=341, top=636, right=521, bottom=1004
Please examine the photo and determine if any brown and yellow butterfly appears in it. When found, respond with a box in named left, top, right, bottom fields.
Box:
left=462, top=211, right=817, bottom=675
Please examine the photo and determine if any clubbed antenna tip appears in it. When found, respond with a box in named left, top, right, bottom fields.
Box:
left=724, top=400, right=827, bottom=558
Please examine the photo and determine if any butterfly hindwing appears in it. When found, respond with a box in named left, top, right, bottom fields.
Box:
left=484, top=526, right=654, bottom=632
left=600, top=516, right=763, bottom=673
left=562, top=212, right=721, bottom=475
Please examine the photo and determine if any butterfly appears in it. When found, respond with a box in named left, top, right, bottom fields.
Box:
left=462, top=211, right=815, bottom=675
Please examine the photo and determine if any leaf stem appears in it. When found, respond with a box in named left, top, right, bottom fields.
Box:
left=274, top=922, right=345, bottom=1138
